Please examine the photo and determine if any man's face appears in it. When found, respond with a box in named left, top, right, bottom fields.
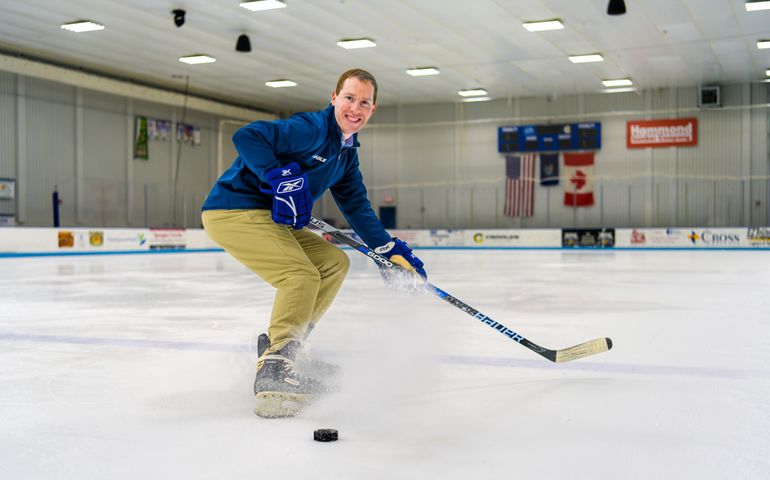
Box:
left=331, top=77, right=376, bottom=139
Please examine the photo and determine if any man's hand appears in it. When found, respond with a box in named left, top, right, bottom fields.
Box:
left=374, top=238, right=427, bottom=291
left=261, top=163, right=312, bottom=229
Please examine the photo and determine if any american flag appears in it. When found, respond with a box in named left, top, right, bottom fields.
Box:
left=504, top=154, right=535, bottom=217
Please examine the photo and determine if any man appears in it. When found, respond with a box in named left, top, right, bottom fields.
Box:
left=201, top=68, right=426, bottom=417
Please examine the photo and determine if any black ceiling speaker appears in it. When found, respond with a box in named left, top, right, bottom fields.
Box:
left=607, top=0, right=626, bottom=15
left=236, top=34, right=252, bottom=52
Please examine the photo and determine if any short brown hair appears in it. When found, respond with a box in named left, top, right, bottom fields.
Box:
left=335, top=68, right=378, bottom=104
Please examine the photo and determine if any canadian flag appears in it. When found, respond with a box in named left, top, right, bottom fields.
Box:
left=563, top=152, right=595, bottom=207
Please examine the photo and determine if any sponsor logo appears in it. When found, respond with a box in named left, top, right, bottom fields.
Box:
left=627, top=118, right=698, bottom=148
left=747, top=227, right=770, bottom=243
left=89, top=231, right=104, bottom=247
left=473, top=232, right=520, bottom=245
left=312, top=154, right=328, bottom=163
left=630, top=229, right=646, bottom=245
left=689, top=230, right=741, bottom=245
left=277, top=178, right=304, bottom=194
left=58, top=231, right=74, bottom=248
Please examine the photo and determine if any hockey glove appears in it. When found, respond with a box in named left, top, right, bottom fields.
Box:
left=374, top=238, right=427, bottom=292
left=259, top=163, right=312, bottom=229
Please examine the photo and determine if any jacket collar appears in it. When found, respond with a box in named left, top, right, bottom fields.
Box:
left=324, top=104, right=360, bottom=148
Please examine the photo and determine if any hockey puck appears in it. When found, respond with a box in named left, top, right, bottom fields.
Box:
left=313, top=429, right=338, bottom=442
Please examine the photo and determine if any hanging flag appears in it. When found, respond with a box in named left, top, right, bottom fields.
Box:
left=563, top=152, right=595, bottom=207
left=134, top=116, right=148, bottom=160
left=540, top=153, right=559, bottom=186
left=504, top=154, right=535, bottom=217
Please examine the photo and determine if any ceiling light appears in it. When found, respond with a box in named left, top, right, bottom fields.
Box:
left=522, top=20, right=564, bottom=32
left=406, top=67, right=440, bottom=76
left=766, top=68, right=770, bottom=76
left=60, top=21, right=104, bottom=33
left=240, top=0, right=286, bottom=11
left=265, top=79, right=297, bottom=88
left=458, top=88, right=488, bottom=97
left=607, top=0, right=627, bottom=15
left=569, top=54, right=604, bottom=63
left=602, top=78, right=633, bottom=87
left=462, top=97, right=492, bottom=103
left=337, top=38, right=376, bottom=49
left=236, top=34, right=252, bottom=52
left=757, top=40, right=770, bottom=49
left=600, top=87, right=637, bottom=93
left=179, top=54, right=216, bottom=64
left=745, top=1, right=770, bottom=11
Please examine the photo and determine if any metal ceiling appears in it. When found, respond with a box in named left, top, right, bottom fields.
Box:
left=0, top=0, right=769, bottom=114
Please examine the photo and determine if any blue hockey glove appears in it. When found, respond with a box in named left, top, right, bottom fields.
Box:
left=374, top=238, right=427, bottom=290
left=260, top=163, right=312, bottom=229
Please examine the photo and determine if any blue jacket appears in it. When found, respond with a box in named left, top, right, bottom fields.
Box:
left=202, top=104, right=391, bottom=249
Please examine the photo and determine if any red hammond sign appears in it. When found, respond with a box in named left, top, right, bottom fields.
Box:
left=626, top=118, right=697, bottom=148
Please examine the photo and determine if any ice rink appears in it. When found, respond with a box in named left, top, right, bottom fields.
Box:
left=1, top=248, right=769, bottom=479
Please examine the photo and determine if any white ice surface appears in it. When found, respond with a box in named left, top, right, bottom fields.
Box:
left=1, top=249, right=769, bottom=479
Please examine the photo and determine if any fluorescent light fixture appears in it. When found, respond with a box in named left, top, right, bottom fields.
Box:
left=600, top=87, right=637, bottom=94
left=265, top=79, right=297, bottom=88
left=458, top=88, right=488, bottom=97
left=462, top=96, right=492, bottom=103
left=757, top=39, right=770, bottom=49
left=406, top=67, right=440, bottom=76
left=179, top=54, right=216, bottom=64
left=569, top=54, right=604, bottom=63
left=745, top=1, right=770, bottom=11
left=602, top=78, right=633, bottom=87
left=522, top=20, right=564, bottom=32
left=336, top=38, right=376, bottom=49
left=240, top=0, right=286, bottom=11
left=766, top=68, right=770, bottom=76
left=60, top=21, right=104, bottom=33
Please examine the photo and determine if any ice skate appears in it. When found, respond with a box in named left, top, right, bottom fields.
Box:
left=253, top=340, right=325, bottom=418
left=257, top=333, right=342, bottom=383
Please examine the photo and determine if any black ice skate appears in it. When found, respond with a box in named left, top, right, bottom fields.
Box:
left=253, top=340, right=324, bottom=418
left=257, top=333, right=341, bottom=382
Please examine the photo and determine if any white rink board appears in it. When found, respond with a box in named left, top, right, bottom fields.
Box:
left=1, top=226, right=769, bottom=255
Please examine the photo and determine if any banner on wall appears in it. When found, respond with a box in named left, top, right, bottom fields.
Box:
left=134, top=116, right=149, bottom=160
left=563, top=152, right=594, bottom=207
left=626, top=118, right=697, bottom=148
left=0, top=178, right=15, bottom=199
left=177, top=123, right=201, bottom=146
left=148, top=118, right=172, bottom=141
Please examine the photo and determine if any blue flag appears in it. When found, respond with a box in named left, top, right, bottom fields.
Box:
left=540, top=153, right=559, bottom=186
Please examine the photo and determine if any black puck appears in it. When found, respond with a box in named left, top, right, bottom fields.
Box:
left=313, top=429, right=338, bottom=442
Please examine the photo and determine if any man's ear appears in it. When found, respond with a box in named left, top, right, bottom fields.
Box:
left=330, top=91, right=337, bottom=104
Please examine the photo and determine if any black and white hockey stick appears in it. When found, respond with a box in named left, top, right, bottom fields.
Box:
left=309, top=216, right=613, bottom=363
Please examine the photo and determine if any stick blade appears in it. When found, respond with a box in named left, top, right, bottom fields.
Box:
left=554, top=337, right=613, bottom=363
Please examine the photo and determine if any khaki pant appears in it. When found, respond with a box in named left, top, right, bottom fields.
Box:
left=201, top=209, right=349, bottom=353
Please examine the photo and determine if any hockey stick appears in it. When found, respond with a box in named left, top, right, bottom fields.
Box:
left=309, top=216, right=612, bottom=363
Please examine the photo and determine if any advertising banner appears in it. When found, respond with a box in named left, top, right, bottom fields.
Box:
left=148, top=229, right=187, bottom=250
left=562, top=228, right=615, bottom=248
left=626, top=118, right=697, bottom=148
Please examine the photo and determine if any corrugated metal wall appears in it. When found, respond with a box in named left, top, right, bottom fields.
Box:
left=321, top=83, right=770, bottom=229
left=0, top=72, right=232, bottom=227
